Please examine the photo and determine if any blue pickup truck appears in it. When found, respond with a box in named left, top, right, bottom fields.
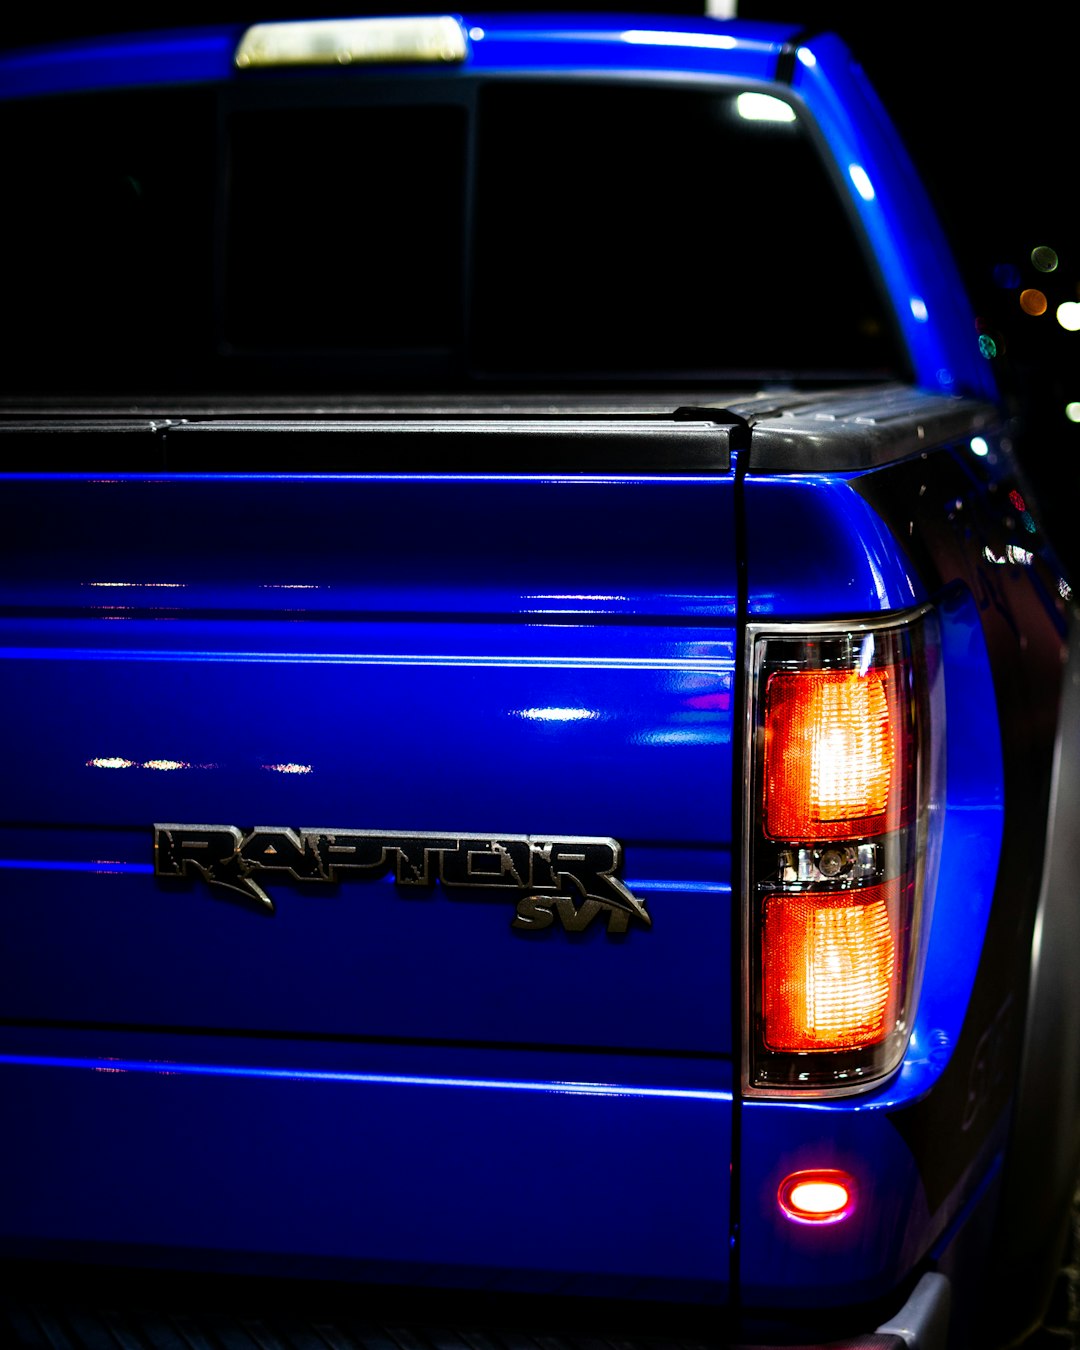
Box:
left=1, top=12, right=1077, bottom=1350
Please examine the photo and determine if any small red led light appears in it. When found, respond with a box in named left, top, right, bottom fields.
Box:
left=778, top=1169, right=855, bottom=1224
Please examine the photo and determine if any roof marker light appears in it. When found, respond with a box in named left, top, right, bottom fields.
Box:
left=234, top=16, right=468, bottom=68
left=779, top=1170, right=856, bottom=1224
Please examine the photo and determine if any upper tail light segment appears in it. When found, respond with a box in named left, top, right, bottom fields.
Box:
left=744, top=610, right=942, bottom=1095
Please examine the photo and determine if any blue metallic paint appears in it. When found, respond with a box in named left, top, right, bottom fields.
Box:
left=0, top=1039, right=732, bottom=1299
left=788, top=35, right=995, bottom=400
left=0, top=450, right=1011, bottom=1306
left=742, top=474, right=925, bottom=617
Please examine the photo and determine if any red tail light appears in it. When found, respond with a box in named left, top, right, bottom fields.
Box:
left=763, top=665, right=907, bottom=840
left=745, top=612, right=939, bottom=1094
left=762, top=882, right=902, bottom=1051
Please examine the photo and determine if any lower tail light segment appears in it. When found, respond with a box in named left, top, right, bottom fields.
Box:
left=746, top=610, right=940, bottom=1095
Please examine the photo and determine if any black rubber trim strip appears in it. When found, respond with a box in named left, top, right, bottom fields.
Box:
left=775, top=28, right=821, bottom=85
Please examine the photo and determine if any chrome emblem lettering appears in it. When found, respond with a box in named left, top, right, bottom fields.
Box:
left=154, top=825, right=650, bottom=933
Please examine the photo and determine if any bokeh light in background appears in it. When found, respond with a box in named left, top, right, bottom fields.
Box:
left=1020, top=289, right=1048, bottom=316
left=1031, top=246, right=1059, bottom=273
left=1057, top=303, right=1080, bottom=332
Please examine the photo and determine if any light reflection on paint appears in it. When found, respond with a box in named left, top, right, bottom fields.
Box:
left=848, top=163, right=875, bottom=202
left=796, top=47, right=816, bottom=67
left=909, top=296, right=929, bottom=323
left=0, top=859, right=153, bottom=875
left=516, top=707, right=598, bottom=722
left=0, top=1050, right=731, bottom=1101
left=84, top=581, right=185, bottom=588
left=259, top=584, right=320, bottom=590
left=87, top=757, right=136, bottom=770
left=620, top=29, right=736, bottom=49
left=632, top=727, right=728, bottom=746
left=261, top=762, right=313, bottom=774
left=143, top=759, right=188, bottom=771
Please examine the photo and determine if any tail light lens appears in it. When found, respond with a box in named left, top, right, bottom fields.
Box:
left=745, top=611, right=940, bottom=1094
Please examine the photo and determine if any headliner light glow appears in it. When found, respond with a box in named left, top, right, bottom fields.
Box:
left=0, top=859, right=154, bottom=875
left=736, top=92, right=796, bottom=122
left=620, top=29, right=736, bottom=49
left=848, top=163, right=876, bottom=202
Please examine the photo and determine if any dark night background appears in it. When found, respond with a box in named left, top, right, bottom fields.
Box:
left=3, top=1, right=1078, bottom=574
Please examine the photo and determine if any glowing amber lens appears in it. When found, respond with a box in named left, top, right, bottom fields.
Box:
left=762, top=885, right=897, bottom=1050
left=764, top=666, right=901, bottom=840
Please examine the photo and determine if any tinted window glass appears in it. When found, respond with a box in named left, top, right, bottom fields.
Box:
left=472, top=82, right=896, bottom=379
left=1, top=88, right=216, bottom=392
left=1, top=77, right=904, bottom=393
left=225, top=104, right=466, bottom=350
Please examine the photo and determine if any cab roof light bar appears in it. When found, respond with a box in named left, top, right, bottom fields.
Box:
left=234, top=16, right=469, bottom=69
